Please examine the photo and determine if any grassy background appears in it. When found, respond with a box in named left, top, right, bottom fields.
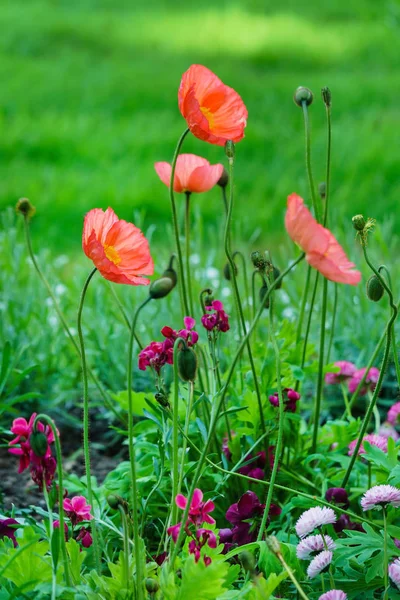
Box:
left=1, top=0, right=400, bottom=254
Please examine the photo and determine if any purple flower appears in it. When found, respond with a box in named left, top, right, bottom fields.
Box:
left=389, top=558, right=400, bottom=590
left=237, top=448, right=275, bottom=480
left=307, top=550, right=333, bottom=579
left=138, top=318, right=198, bottom=373
left=201, top=300, right=230, bottom=333
left=318, top=592, right=347, bottom=600
left=333, top=514, right=364, bottom=534
left=0, top=518, right=19, bottom=547
left=361, top=485, right=400, bottom=511
left=388, top=402, right=400, bottom=426
left=325, top=361, right=357, bottom=385
left=348, top=367, right=380, bottom=395
left=226, top=491, right=280, bottom=546
left=325, top=488, right=349, bottom=509
left=268, top=388, right=300, bottom=413
left=348, top=434, right=388, bottom=456
left=295, top=507, right=337, bottom=538
left=296, top=534, right=336, bottom=559
left=76, top=527, right=93, bottom=548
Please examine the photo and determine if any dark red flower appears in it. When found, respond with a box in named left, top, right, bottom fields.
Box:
left=226, top=491, right=281, bottom=546
left=0, top=518, right=19, bottom=547
left=269, top=388, right=301, bottom=413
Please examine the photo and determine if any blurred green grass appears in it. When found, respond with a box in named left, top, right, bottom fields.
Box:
left=1, top=0, right=400, bottom=253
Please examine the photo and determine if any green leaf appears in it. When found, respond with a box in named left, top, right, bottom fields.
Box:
left=176, top=555, right=230, bottom=600
left=66, top=539, right=86, bottom=585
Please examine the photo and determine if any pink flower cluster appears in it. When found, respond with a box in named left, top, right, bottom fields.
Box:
left=223, top=491, right=281, bottom=547
left=295, top=506, right=337, bottom=579
left=269, top=388, right=300, bottom=413
left=388, top=402, right=400, bottom=426
left=348, top=434, right=388, bottom=456
left=167, top=489, right=216, bottom=566
left=8, top=413, right=58, bottom=491
left=201, top=300, right=230, bottom=333
left=54, top=495, right=94, bottom=548
left=138, top=317, right=198, bottom=373
left=325, top=362, right=380, bottom=396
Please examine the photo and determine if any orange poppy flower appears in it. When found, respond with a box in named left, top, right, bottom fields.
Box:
left=154, top=154, right=224, bottom=193
left=285, top=193, right=361, bottom=285
left=82, top=208, right=154, bottom=285
left=178, top=64, right=248, bottom=146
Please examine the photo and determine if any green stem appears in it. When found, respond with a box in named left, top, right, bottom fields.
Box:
left=34, top=414, right=71, bottom=586
left=383, top=506, right=389, bottom=600
left=177, top=380, right=194, bottom=497
left=169, top=128, right=190, bottom=317
left=77, top=267, right=100, bottom=569
left=327, top=283, right=338, bottom=363
left=233, top=250, right=251, bottom=322
left=277, top=551, right=310, bottom=600
left=184, top=191, right=194, bottom=316
left=168, top=254, right=305, bottom=569
left=171, top=337, right=185, bottom=530
left=323, top=95, right=332, bottom=227
left=108, top=284, right=143, bottom=349
left=42, top=482, right=57, bottom=600
left=296, top=264, right=312, bottom=344
left=127, top=296, right=151, bottom=600
left=251, top=270, right=257, bottom=321
left=379, top=266, right=400, bottom=390
left=341, top=383, right=352, bottom=420
left=311, top=277, right=328, bottom=452
left=301, top=271, right=320, bottom=370
left=302, top=100, right=320, bottom=222
left=221, top=186, right=228, bottom=215
left=119, top=505, right=130, bottom=593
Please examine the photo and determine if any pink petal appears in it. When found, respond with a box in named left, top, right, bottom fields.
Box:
left=191, top=488, right=203, bottom=509
left=175, top=494, right=187, bottom=510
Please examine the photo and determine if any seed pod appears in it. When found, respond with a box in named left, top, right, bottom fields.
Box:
left=225, top=140, right=235, bottom=160
left=149, top=277, right=175, bottom=299
left=321, top=86, right=332, bottom=108
left=266, top=535, right=281, bottom=555
left=259, top=284, right=270, bottom=309
left=29, top=431, right=48, bottom=457
left=155, top=391, right=170, bottom=409
left=217, top=167, right=229, bottom=188
left=145, top=578, right=160, bottom=594
left=223, top=262, right=238, bottom=281
left=177, top=347, right=197, bottom=382
left=16, top=198, right=36, bottom=220
left=293, top=86, right=313, bottom=107
left=366, top=275, right=385, bottom=302
left=352, top=214, right=366, bottom=232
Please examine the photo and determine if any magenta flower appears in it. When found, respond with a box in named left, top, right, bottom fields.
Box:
left=388, top=402, right=400, bottom=426
left=348, top=434, right=388, bottom=456
left=0, top=518, right=19, bottom=548
left=167, top=522, right=181, bottom=543
left=76, top=527, right=93, bottom=548
left=348, top=367, right=380, bottom=395
left=268, top=388, right=300, bottom=413
left=30, top=455, right=57, bottom=491
left=378, top=422, right=400, bottom=441
left=333, top=514, right=364, bottom=534
left=307, top=550, right=333, bottom=579
left=201, top=300, right=230, bottom=333
left=188, top=528, right=217, bottom=566
left=176, top=488, right=215, bottom=526
left=237, top=449, right=273, bottom=481
left=361, top=485, right=400, bottom=511
left=325, top=488, right=349, bottom=509
left=389, top=558, right=400, bottom=590
left=138, top=318, right=198, bottom=373
left=296, top=534, right=336, bottom=559
left=319, top=592, right=347, bottom=600
left=63, top=496, right=93, bottom=526
left=295, top=507, right=337, bottom=538
left=325, top=361, right=357, bottom=385
left=53, top=519, right=68, bottom=539
left=226, top=491, right=281, bottom=546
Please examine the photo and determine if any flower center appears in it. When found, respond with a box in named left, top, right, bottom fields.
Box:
left=200, top=106, right=215, bottom=129
left=104, top=244, right=121, bottom=265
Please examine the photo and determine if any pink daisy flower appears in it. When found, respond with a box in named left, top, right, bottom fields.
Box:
left=388, top=402, right=400, bottom=426
left=361, top=485, right=400, bottom=511
left=389, top=558, right=400, bottom=590
left=296, top=534, right=336, bottom=559
left=307, top=550, right=333, bottom=579
left=295, top=507, right=337, bottom=538
left=325, top=361, right=357, bottom=385
left=348, top=434, right=388, bottom=456
left=319, top=592, right=347, bottom=600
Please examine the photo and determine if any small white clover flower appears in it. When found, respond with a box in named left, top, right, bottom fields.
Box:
left=361, top=485, right=400, bottom=511
left=295, top=507, right=337, bottom=538
left=307, top=550, right=333, bottom=579
left=296, top=534, right=336, bottom=559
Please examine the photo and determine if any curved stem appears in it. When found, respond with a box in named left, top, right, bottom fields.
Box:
left=233, top=250, right=251, bottom=322
left=296, top=264, right=312, bottom=344
left=311, top=277, right=328, bottom=452
left=77, top=267, right=100, bottom=568
left=184, top=192, right=194, bottom=316
left=168, top=254, right=305, bottom=569
left=323, top=96, right=332, bottom=227
left=379, top=266, right=400, bottom=390
left=127, top=295, right=151, bottom=600
left=169, top=128, right=190, bottom=317
left=34, top=414, right=71, bottom=587
left=108, top=283, right=143, bottom=349
left=302, top=101, right=320, bottom=222
left=276, top=550, right=310, bottom=600
left=327, top=283, right=338, bottom=363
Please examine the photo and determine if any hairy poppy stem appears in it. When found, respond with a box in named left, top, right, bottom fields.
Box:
left=177, top=380, right=194, bottom=497
left=127, top=295, right=152, bottom=600
left=233, top=250, right=251, bottom=323
left=327, top=283, right=338, bottom=363
left=119, top=505, right=130, bottom=593
left=171, top=338, right=183, bottom=530
left=322, top=89, right=332, bottom=228
left=379, top=265, right=400, bottom=390
left=301, top=100, right=320, bottom=222
left=296, top=271, right=320, bottom=392
left=77, top=267, right=100, bottom=569
left=184, top=191, right=195, bottom=316
left=311, top=276, right=328, bottom=452
left=169, top=128, right=191, bottom=317
left=383, top=506, right=389, bottom=600
left=296, top=264, right=312, bottom=344
left=34, top=414, right=70, bottom=587
left=168, top=254, right=305, bottom=569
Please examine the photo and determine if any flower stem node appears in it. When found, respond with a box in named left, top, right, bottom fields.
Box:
left=29, top=430, right=49, bottom=457
left=225, top=140, right=235, bottom=161
left=177, top=345, right=198, bottom=382
left=149, top=276, right=176, bottom=299
left=239, top=551, right=256, bottom=574
left=352, top=214, right=366, bottom=232
left=223, top=262, right=238, bottom=281
left=266, top=535, right=281, bottom=555
left=16, top=198, right=36, bottom=220
left=294, top=86, right=314, bottom=107
left=145, top=578, right=160, bottom=594
left=366, top=275, right=385, bottom=302
left=217, top=167, right=229, bottom=188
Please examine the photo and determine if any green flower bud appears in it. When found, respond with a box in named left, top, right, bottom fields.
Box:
left=16, top=198, right=36, bottom=220
left=223, top=262, right=238, bottom=281
left=271, top=266, right=282, bottom=289
left=239, top=551, right=256, bottom=573
left=217, top=167, right=229, bottom=188
left=266, top=535, right=281, bottom=555
left=162, top=266, right=178, bottom=287
left=177, top=347, right=197, bottom=382
left=366, top=275, right=385, bottom=302
left=318, top=182, right=326, bottom=199
left=259, top=284, right=270, bottom=309
left=107, top=494, right=122, bottom=509
left=352, top=214, right=366, bottom=231
left=293, top=86, right=313, bottom=107
left=251, top=251, right=267, bottom=271
left=149, top=277, right=175, bottom=300
left=145, top=578, right=160, bottom=594
left=29, top=430, right=48, bottom=457
left=321, top=86, right=332, bottom=108
left=225, top=140, right=235, bottom=160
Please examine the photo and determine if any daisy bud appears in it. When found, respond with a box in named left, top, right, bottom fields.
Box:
left=266, top=535, right=281, bottom=555
left=225, top=140, right=235, bottom=161
left=145, top=578, right=160, bottom=594
left=318, top=182, right=326, bottom=199
left=259, top=284, right=270, bottom=309
left=16, top=198, right=36, bottom=220
left=217, top=167, right=229, bottom=188
left=321, top=86, right=332, bottom=108
left=223, top=262, right=238, bottom=281
left=177, top=346, right=198, bottom=382
left=294, top=86, right=314, bottom=107
left=239, top=551, right=256, bottom=574
left=149, top=276, right=176, bottom=300
left=352, top=214, right=366, bottom=231
left=366, top=275, right=385, bottom=302
left=29, top=430, right=49, bottom=457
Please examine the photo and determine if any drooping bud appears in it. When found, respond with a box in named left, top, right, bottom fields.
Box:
left=225, top=140, right=235, bottom=161
left=162, top=263, right=178, bottom=287
left=293, top=86, right=313, bottom=107
left=239, top=551, right=256, bottom=574
left=16, top=198, right=36, bottom=220
left=271, top=266, right=282, bottom=290
left=149, top=277, right=175, bottom=299
left=352, top=214, right=366, bottom=231
left=251, top=251, right=268, bottom=271
left=145, top=578, right=160, bottom=594
left=177, top=346, right=198, bottom=382
left=259, top=284, right=270, bottom=309
left=204, top=291, right=214, bottom=306
left=366, top=275, right=385, bottom=302
left=29, top=430, right=49, bottom=457
left=321, top=86, right=332, bottom=108
left=107, top=494, right=122, bottom=510
left=318, top=182, right=326, bottom=199
left=223, top=262, right=238, bottom=281
left=266, top=535, right=281, bottom=555
left=217, top=167, right=229, bottom=188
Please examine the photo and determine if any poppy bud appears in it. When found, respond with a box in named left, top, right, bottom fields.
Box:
left=107, top=494, right=121, bottom=509
left=225, top=140, right=235, bottom=160
left=16, top=198, right=36, bottom=220
left=251, top=251, right=268, bottom=271
left=149, top=277, right=175, bottom=300
left=266, top=535, right=281, bottom=555
left=29, top=430, right=49, bottom=457
left=223, top=262, right=238, bottom=281
left=204, top=292, right=214, bottom=306
left=366, top=275, right=385, bottom=302
left=294, top=86, right=313, bottom=107
left=177, top=346, right=197, bottom=382
left=352, top=214, right=366, bottom=231
left=271, top=266, right=282, bottom=289
left=239, top=551, right=256, bottom=574
left=321, top=86, right=332, bottom=108
left=318, top=182, right=326, bottom=199
left=217, top=167, right=229, bottom=188
left=162, top=266, right=178, bottom=287
left=259, top=284, right=270, bottom=309
left=145, top=578, right=160, bottom=594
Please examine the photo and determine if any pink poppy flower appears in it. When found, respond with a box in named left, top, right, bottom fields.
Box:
left=307, top=550, right=333, bottom=579
left=285, top=194, right=361, bottom=285
left=178, top=64, right=248, bottom=146
left=63, top=496, right=93, bottom=526
left=155, top=154, right=223, bottom=194
left=175, top=488, right=215, bottom=526
left=76, top=527, right=93, bottom=548
left=325, top=361, right=357, bottom=385
left=348, top=434, right=388, bottom=456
